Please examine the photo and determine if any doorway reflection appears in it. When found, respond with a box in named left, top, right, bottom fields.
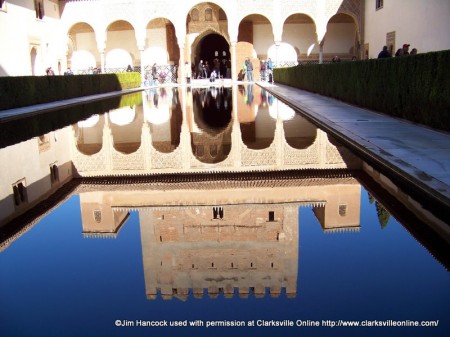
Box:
left=78, top=173, right=361, bottom=300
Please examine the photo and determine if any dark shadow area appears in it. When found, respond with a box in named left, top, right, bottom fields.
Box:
left=0, top=169, right=353, bottom=252
left=192, top=87, right=232, bottom=131
left=0, top=64, right=9, bottom=77
left=0, top=96, right=122, bottom=149
left=0, top=177, right=79, bottom=252
left=356, top=171, right=450, bottom=271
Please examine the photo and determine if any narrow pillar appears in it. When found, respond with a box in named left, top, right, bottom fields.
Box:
left=139, top=49, right=145, bottom=85
left=100, top=50, right=105, bottom=73
left=274, top=40, right=281, bottom=67
left=231, top=85, right=242, bottom=168
left=178, top=44, right=185, bottom=84
left=230, top=41, right=237, bottom=81
left=319, top=40, right=324, bottom=64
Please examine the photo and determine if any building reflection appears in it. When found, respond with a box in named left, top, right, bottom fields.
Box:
left=78, top=174, right=361, bottom=300
left=71, top=85, right=360, bottom=176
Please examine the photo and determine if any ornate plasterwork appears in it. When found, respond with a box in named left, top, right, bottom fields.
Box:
left=72, top=120, right=353, bottom=176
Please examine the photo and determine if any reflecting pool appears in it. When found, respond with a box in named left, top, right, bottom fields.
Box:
left=0, top=85, right=448, bottom=337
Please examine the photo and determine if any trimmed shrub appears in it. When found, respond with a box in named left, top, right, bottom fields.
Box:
left=0, top=72, right=142, bottom=111
left=273, top=50, right=450, bottom=132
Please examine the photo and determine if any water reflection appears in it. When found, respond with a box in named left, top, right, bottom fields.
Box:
left=0, top=84, right=449, bottom=337
left=78, top=172, right=360, bottom=300
left=70, top=86, right=358, bottom=175
left=191, top=87, right=232, bottom=163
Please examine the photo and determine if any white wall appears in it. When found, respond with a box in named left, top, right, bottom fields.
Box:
left=364, top=0, right=450, bottom=58
left=0, top=0, right=63, bottom=76
left=253, top=23, right=273, bottom=57
left=323, top=23, right=356, bottom=54
left=282, top=23, right=319, bottom=56
left=0, top=127, right=73, bottom=225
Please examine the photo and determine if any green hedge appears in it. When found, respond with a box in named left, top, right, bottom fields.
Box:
left=0, top=72, right=141, bottom=111
left=0, top=91, right=143, bottom=149
left=274, top=50, right=450, bottom=132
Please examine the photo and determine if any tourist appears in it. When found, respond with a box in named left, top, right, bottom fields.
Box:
left=260, top=59, right=267, bottom=81
left=213, top=57, right=221, bottom=78
left=197, top=60, right=204, bottom=79
left=210, top=70, right=217, bottom=82
left=151, top=63, right=158, bottom=84
left=245, top=57, right=254, bottom=82
left=241, top=61, right=246, bottom=81
left=126, top=64, right=133, bottom=72
left=46, top=67, right=55, bottom=75
left=204, top=61, right=210, bottom=78
left=226, top=59, right=231, bottom=78
left=402, top=43, right=410, bottom=55
left=267, top=58, right=274, bottom=83
left=410, top=48, right=418, bottom=55
left=377, top=46, right=391, bottom=58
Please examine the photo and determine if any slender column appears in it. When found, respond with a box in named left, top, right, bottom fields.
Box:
left=231, top=86, right=242, bottom=167
left=275, top=114, right=284, bottom=167
left=178, top=43, right=185, bottom=84
left=230, top=41, right=237, bottom=81
left=100, top=50, right=105, bottom=73
left=140, top=49, right=145, bottom=85
left=319, top=40, right=324, bottom=64
left=274, top=40, right=281, bottom=67
left=103, top=115, right=113, bottom=172
left=180, top=87, right=191, bottom=169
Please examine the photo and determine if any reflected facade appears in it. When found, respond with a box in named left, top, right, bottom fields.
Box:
left=1, top=85, right=449, bottom=337
left=79, top=174, right=361, bottom=300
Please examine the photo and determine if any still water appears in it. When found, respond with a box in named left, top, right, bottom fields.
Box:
left=0, top=85, right=448, bottom=337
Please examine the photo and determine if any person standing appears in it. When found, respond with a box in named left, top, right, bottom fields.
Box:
left=260, top=59, right=267, bottom=81
left=197, top=60, right=205, bottom=79
left=402, top=43, right=410, bottom=56
left=245, top=57, right=254, bottom=82
left=151, top=63, right=158, bottom=84
left=377, top=46, right=391, bottom=59
left=267, top=58, right=274, bottom=83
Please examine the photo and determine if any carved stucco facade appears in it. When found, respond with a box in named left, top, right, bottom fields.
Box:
left=78, top=175, right=361, bottom=299
left=1, top=0, right=364, bottom=77
left=71, top=86, right=361, bottom=176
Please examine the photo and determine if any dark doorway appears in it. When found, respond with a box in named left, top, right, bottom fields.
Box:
left=196, top=33, right=229, bottom=77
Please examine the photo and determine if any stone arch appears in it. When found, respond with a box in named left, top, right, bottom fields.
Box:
left=67, top=22, right=98, bottom=73
left=144, top=17, right=179, bottom=68
left=323, top=13, right=359, bottom=61
left=109, top=106, right=142, bottom=154
left=281, top=13, right=318, bottom=62
left=105, top=20, right=138, bottom=71
left=186, top=2, right=230, bottom=72
left=238, top=85, right=275, bottom=150
left=280, top=109, right=317, bottom=149
left=237, top=14, right=273, bottom=80
left=190, top=28, right=230, bottom=76
left=190, top=87, right=233, bottom=164
left=75, top=115, right=104, bottom=155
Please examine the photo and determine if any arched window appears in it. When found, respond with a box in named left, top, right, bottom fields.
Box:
left=205, top=8, right=213, bottom=21
left=191, top=8, right=199, bottom=22
left=219, top=9, right=226, bottom=20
